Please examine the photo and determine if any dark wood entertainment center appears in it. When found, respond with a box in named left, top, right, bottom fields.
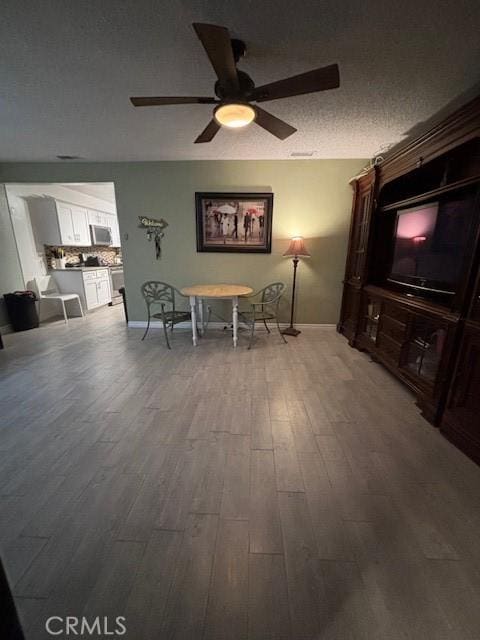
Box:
left=338, top=95, right=480, bottom=465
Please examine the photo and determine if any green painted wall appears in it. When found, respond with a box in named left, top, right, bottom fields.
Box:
left=0, top=160, right=365, bottom=324
left=0, top=185, right=24, bottom=327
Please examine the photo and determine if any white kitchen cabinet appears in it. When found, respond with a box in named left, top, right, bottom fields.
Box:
left=88, top=209, right=106, bottom=226
left=96, top=277, right=112, bottom=305
left=57, top=203, right=75, bottom=244
left=88, top=210, right=121, bottom=247
left=84, top=280, right=100, bottom=309
left=52, top=268, right=112, bottom=311
left=105, top=213, right=121, bottom=247
left=82, top=268, right=111, bottom=309
left=114, top=217, right=121, bottom=247
left=28, top=196, right=120, bottom=249
left=71, top=205, right=90, bottom=245
left=28, top=197, right=91, bottom=246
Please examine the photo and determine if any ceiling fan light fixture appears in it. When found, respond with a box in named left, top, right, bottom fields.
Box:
left=214, top=103, right=255, bottom=128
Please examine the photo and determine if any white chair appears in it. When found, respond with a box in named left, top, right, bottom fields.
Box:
left=33, top=275, right=84, bottom=324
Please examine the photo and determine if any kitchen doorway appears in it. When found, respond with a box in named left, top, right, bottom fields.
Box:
left=2, top=182, right=124, bottom=327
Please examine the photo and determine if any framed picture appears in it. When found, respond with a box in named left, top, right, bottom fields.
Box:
left=196, top=192, right=273, bottom=253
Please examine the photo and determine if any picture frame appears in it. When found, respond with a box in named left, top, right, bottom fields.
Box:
left=195, top=192, right=273, bottom=253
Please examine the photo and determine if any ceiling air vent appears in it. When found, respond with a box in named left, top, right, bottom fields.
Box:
left=290, top=151, right=315, bottom=157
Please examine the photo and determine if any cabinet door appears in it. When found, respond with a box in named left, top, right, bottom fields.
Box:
left=338, top=284, right=361, bottom=341
left=442, top=325, right=480, bottom=461
left=96, top=277, right=111, bottom=305
left=88, top=209, right=102, bottom=226
left=346, top=171, right=376, bottom=284
left=359, top=294, right=382, bottom=345
left=71, top=205, right=91, bottom=245
left=102, top=212, right=113, bottom=231
left=400, top=316, right=448, bottom=387
left=84, top=280, right=99, bottom=309
left=109, top=216, right=121, bottom=247
left=470, top=270, right=480, bottom=322
left=56, top=203, right=75, bottom=245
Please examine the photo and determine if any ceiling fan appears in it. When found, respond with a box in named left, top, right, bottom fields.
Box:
left=130, top=23, right=340, bottom=144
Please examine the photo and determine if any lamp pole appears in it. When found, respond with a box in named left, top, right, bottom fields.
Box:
left=283, top=255, right=301, bottom=336
left=282, top=236, right=310, bottom=337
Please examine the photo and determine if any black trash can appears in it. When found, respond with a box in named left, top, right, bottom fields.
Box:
left=3, top=291, right=39, bottom=332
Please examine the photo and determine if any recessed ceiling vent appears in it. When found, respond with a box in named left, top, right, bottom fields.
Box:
left=290, top=151, right=315, bottom=157
left=56, top=155, right=82, bottom=160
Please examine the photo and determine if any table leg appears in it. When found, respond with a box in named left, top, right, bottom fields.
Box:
left=198, top=298, right=204, bottom=335
left=189, top=295, right=198, bottom=346
left=232, top=296, right=239, bottom=348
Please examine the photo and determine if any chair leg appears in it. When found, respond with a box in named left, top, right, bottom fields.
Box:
left=77, top=297, right=85, bottom=318
left=61, top=300, right=68, bottom=324
left=141, top=313, right=151, bottom=340
left=263, top=318, right=271, bottom=334
left=206, top=305, right=211, bottom=330
left=248, top=314, right=256, bottom=350
left=162, top=312, right=171, bottom=349
left=276, top=315, right=288, bottom=344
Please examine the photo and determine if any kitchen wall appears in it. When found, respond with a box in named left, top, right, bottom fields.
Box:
left=0, top=182, right=119, bottom=325
left=44, top=245, right=120, bottom=268
left=0, top=160, right=365, bottom=324
left=0, top=186, right=24, bottom=328
left=5, top=183, right=117, bottom=282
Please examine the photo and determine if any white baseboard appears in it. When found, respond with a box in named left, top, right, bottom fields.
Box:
left=128, top=320, right=336, bottom=330
left=294, top=323, right=336, bottom=329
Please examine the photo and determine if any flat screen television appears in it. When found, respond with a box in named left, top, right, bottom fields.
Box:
left=387, top=192, right=476, bottom=297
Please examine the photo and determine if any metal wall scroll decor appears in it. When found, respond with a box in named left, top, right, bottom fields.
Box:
left=138, top=216, right=169, bottom=259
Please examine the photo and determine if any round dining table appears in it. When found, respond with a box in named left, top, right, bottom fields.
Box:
left=180, top=284, right=253, bottom=347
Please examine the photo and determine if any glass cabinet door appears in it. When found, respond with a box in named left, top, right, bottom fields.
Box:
left=350, top=190, right=372, bottom=282
left=361, top=298, right=382, bottom=343
left=402, top=317, right=447, bottom=383
left=470, top=272, right=480, bottom=322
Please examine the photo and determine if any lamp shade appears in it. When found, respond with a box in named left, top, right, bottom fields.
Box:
left=283, top=236, right=310, bottom=257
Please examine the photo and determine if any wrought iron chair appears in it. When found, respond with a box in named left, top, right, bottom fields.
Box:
left=239, top=282, right=288, bottom=349
left=140, top=281, right=192, bottom=349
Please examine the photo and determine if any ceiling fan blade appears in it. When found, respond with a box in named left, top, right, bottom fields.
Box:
left=194, top=119, right=221, bottom=144
left=192, top=23, right=239, bottom=92
left=254, top=106, right=297, bottom=140
left=253, top=63, right=340, bottom=103
left=130, top=96, right=218, bottom=107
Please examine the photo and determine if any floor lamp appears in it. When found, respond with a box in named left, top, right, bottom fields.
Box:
left=282, top=236, right=310, bottom=337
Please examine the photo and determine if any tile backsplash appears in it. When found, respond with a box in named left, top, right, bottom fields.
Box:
left=45, top=245, right=121, bottom=269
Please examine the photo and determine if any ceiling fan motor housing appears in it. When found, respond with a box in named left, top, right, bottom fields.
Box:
left=214, top=68, right=255, bottom=101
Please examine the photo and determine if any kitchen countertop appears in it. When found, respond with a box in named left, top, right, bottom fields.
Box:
left=50, top=265, right=123, bottom=271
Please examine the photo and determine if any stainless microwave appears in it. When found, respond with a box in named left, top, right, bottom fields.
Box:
left=90, top=224, right=112, bottom=245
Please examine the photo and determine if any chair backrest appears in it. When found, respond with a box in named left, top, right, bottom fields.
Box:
left=141, top=281, right=176, bottom=309
left=261, top=282, right=286, bottom=304
left=34, top=275, right=59, bottom=298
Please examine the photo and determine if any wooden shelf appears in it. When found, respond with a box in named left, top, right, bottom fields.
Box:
left=364, top=285, right=460, bottom=322
left=378, top=174, right=480, bottom=213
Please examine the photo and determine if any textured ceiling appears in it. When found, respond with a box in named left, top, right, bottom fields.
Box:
left=1, top=0, right=479, bottom=161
